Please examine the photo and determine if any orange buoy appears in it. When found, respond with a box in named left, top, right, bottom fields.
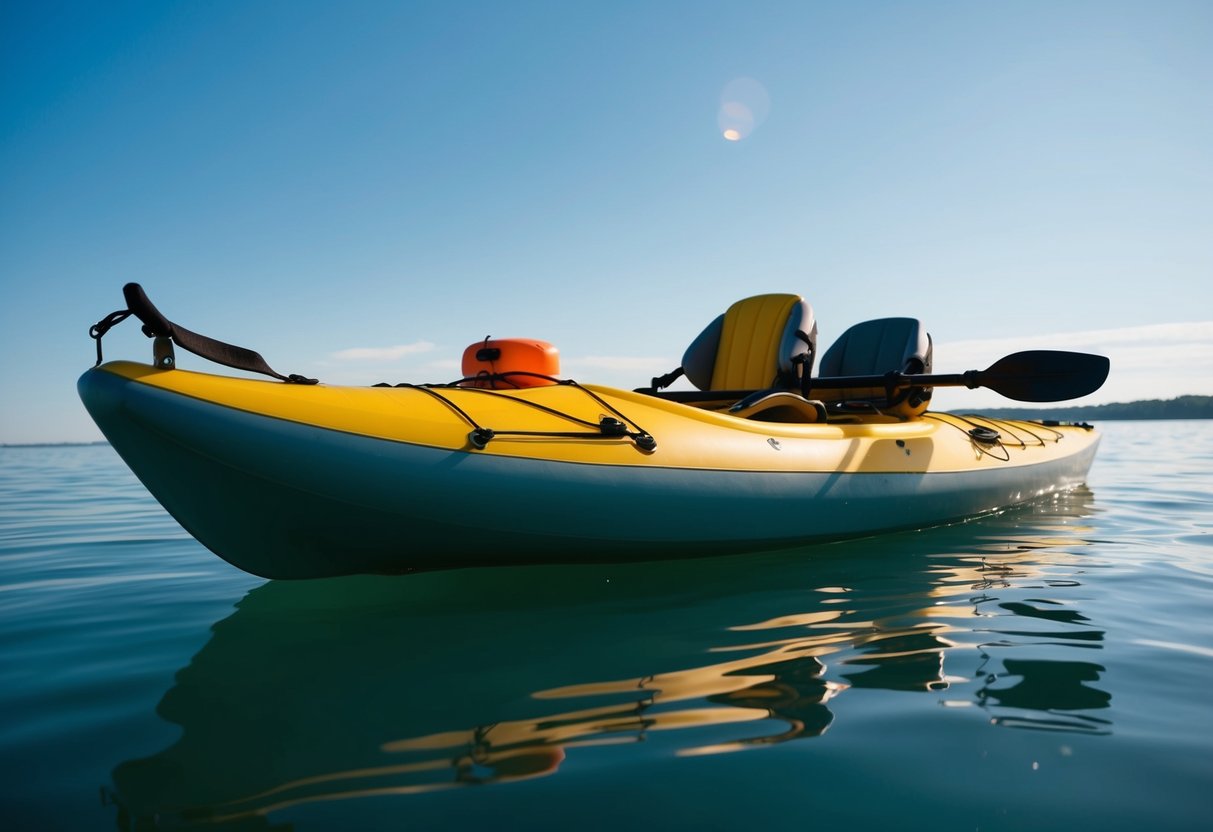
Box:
left=460, top=337, right=560, bottom=388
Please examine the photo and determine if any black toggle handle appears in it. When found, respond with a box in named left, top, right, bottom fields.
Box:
left=122, top=283, right=174, bottom=338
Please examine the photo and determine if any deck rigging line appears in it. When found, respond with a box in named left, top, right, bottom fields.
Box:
left=374, top=373, right=657, bottom=451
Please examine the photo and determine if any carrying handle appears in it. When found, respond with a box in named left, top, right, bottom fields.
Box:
left=89, top=283, right=318, bottom=384
left=122, top=282, right=174, bottom=338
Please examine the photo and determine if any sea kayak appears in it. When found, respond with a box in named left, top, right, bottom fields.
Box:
left=78, top=285, right=1106, bottom=578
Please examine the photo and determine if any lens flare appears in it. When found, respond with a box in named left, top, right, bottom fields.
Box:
left=717, top=77, right=770, bottom=141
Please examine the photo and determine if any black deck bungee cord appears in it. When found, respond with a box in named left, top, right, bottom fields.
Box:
left=926, top=413, right=1065, bottom=446
left=923, top=413, right=1068, bottom=463
left=375, top=373, right=657, bottom=451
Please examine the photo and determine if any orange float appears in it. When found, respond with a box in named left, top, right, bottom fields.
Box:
left=460, top=337, right=560, bottom=388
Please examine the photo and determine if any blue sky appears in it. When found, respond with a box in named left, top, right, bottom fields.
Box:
left=2, top=1, right=1211, bottom=443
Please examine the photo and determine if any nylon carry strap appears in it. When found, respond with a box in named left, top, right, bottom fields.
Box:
left=90, top=283, right=318, bottom=384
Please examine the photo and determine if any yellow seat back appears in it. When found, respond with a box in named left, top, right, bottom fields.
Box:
left=682, top=294, right=816, bottom=391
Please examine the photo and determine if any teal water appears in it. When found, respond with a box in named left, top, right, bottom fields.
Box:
left=2, top=422, right=1211, bottom=831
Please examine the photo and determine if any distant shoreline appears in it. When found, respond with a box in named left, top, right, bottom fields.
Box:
left=1, top=441, right=109, bottom=449
left=949, top=394, right=1212, bottom=421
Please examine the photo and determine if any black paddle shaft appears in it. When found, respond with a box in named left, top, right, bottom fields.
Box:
left=808, top=350, right=1110, bottom=403
left=654, top=350, right=1110, bottom=404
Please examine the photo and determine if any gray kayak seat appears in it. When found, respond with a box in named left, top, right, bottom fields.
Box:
left=818, top=317, right=933, bottom=418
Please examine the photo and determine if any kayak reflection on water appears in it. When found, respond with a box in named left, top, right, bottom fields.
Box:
left=107, top=488, right=1110, bottom=828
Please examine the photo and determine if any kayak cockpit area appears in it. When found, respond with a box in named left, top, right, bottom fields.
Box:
left=420, top=293, right=935, bottom=426
left=636, top=293, right=934, bottom=423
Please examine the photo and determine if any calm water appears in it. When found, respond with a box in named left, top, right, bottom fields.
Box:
left=2, top=421, right=1211, bottom=831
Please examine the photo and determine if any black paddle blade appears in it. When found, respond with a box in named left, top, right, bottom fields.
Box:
left=978, top=350, right=1110, bottom=402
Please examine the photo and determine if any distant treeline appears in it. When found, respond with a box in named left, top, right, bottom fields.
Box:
left=961, top=395, right=1213, bottom=421
left=0, top=441, right=108, bottom=448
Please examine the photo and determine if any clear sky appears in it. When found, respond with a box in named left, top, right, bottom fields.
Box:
left=2, top=0, right=1210, bottom=443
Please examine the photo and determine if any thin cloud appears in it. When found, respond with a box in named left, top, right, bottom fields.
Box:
left=330, top=341, right=437, bottom=362
left=942, top=321, right=1213, bottom=357
left=931, top=321, right=1213, bottom=407
left=569, top=356, right=673, bottom=372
